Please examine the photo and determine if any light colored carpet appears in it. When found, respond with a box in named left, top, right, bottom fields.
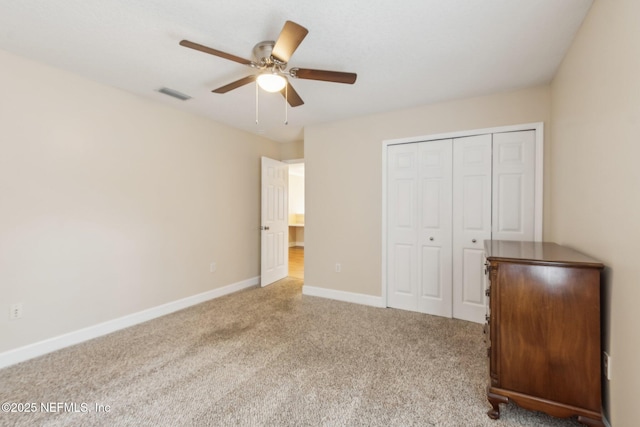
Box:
left=0, top=278, right=583, bottom=426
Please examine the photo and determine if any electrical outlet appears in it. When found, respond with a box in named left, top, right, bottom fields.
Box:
left=10, top=303, right=23, bottom=320
left=210, top=262, right=217, bottom=273
left=335, top=263, right=341, bottom=273
left=603, top=351, right=611, bottom=380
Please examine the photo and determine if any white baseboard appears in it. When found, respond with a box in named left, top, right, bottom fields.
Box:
left=0, top=276, right=259, bottom=370
left=302, top=285, right=385, bottom=308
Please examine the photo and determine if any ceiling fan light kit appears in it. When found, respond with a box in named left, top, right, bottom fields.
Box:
left=179, top=20, right=357, bottom=118
left=256, top=73, right=287, bottom=92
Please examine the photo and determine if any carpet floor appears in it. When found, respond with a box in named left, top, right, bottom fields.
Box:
left=0, top=278, right=584, bottom=426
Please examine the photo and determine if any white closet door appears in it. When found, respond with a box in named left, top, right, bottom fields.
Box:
left=417, top=140, right=453, bottom=317
left=387, top=143, right=419, bottom=311
left=387, top=140, right=453, bottom=316
left=452, top=134, right=492, bottom=323
left=492, top=131, right=536, bottom=241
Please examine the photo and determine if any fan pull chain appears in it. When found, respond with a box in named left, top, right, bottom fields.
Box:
left=284, top=83, right=288, bottom=125
left=255, top=81, right=259, bottom=125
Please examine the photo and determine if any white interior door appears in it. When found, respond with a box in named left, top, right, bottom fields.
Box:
left=387, top=140, right=452, bottom=317
left=261, top=157, right=288, bottom=287
left=492, top=131, right=536, bottom=241
left=452, top=135, right=492, bottom=323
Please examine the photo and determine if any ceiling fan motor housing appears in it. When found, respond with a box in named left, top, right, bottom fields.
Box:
left=253, top=41, right=280, bottom=67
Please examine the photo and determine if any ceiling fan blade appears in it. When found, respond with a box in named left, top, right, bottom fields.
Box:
left=280, top=81, right=304, bottom=107
left=292, top=68, right=357, bottom=84
left=212, top=75, right=256, bottom=93
left=271, top=21, right=309, bottom=63
left=180, top=40, right=253, bottom=66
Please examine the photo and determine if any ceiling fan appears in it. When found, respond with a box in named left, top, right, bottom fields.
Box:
left=179, top=20, right=357, bottom=107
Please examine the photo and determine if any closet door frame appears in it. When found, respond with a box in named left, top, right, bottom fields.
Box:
left=381, top=122, right=544, bottom=310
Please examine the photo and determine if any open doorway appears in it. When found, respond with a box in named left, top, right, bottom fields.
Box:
left=287, top=161, right=304, bottom=279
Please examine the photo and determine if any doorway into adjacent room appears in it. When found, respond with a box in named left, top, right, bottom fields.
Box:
left=288, top=161, right=304, bottom=280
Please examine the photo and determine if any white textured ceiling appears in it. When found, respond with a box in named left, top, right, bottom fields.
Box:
left=0, top=0, right=593, bottom=143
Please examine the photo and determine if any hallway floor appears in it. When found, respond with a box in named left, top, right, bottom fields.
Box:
left=289, top=246, right=304, bottom=280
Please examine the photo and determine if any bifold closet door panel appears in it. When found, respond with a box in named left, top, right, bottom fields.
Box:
left=416, top=140, right=453, bottom=317
left=387, top=143, right=419, bottom=311
left=452, top=134, right=492, bottom=323
left=491, top=131, right=536, bottom=242
left=387, top=140, right=453, bottom=317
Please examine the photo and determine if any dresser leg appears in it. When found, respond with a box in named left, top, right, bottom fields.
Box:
left=486, top=388, right=509, bottom=420
left=487, top=405, right=500, bottom=420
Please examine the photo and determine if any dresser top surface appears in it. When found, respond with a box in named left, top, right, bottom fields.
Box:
left=484, top=240, right=604, bottom=268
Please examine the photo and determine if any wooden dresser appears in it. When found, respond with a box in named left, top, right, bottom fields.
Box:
left=484, top=240, right=604, bottom=426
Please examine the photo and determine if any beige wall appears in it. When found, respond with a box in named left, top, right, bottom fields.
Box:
left=0, top=49, right=280, bottom=353
left=550, top=0, right=640, bottom=423
left=305, top=86, right=551, bottom=296
left=279, top=140, right=304, bottom=160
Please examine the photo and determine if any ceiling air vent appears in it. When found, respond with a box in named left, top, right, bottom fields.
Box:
left=158, top=87, right=192, bottom=101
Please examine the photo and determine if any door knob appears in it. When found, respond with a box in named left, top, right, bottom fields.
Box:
left=472, top=239, right=477, bottom=243
left=429, top=237, right=434, bottom=241
left=260, top=226, right=270, bottom=231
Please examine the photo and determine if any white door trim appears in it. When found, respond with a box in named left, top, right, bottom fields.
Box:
left=283, top=158, right=305, bottom=164
left=381, top=122, right=544, bottom=308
